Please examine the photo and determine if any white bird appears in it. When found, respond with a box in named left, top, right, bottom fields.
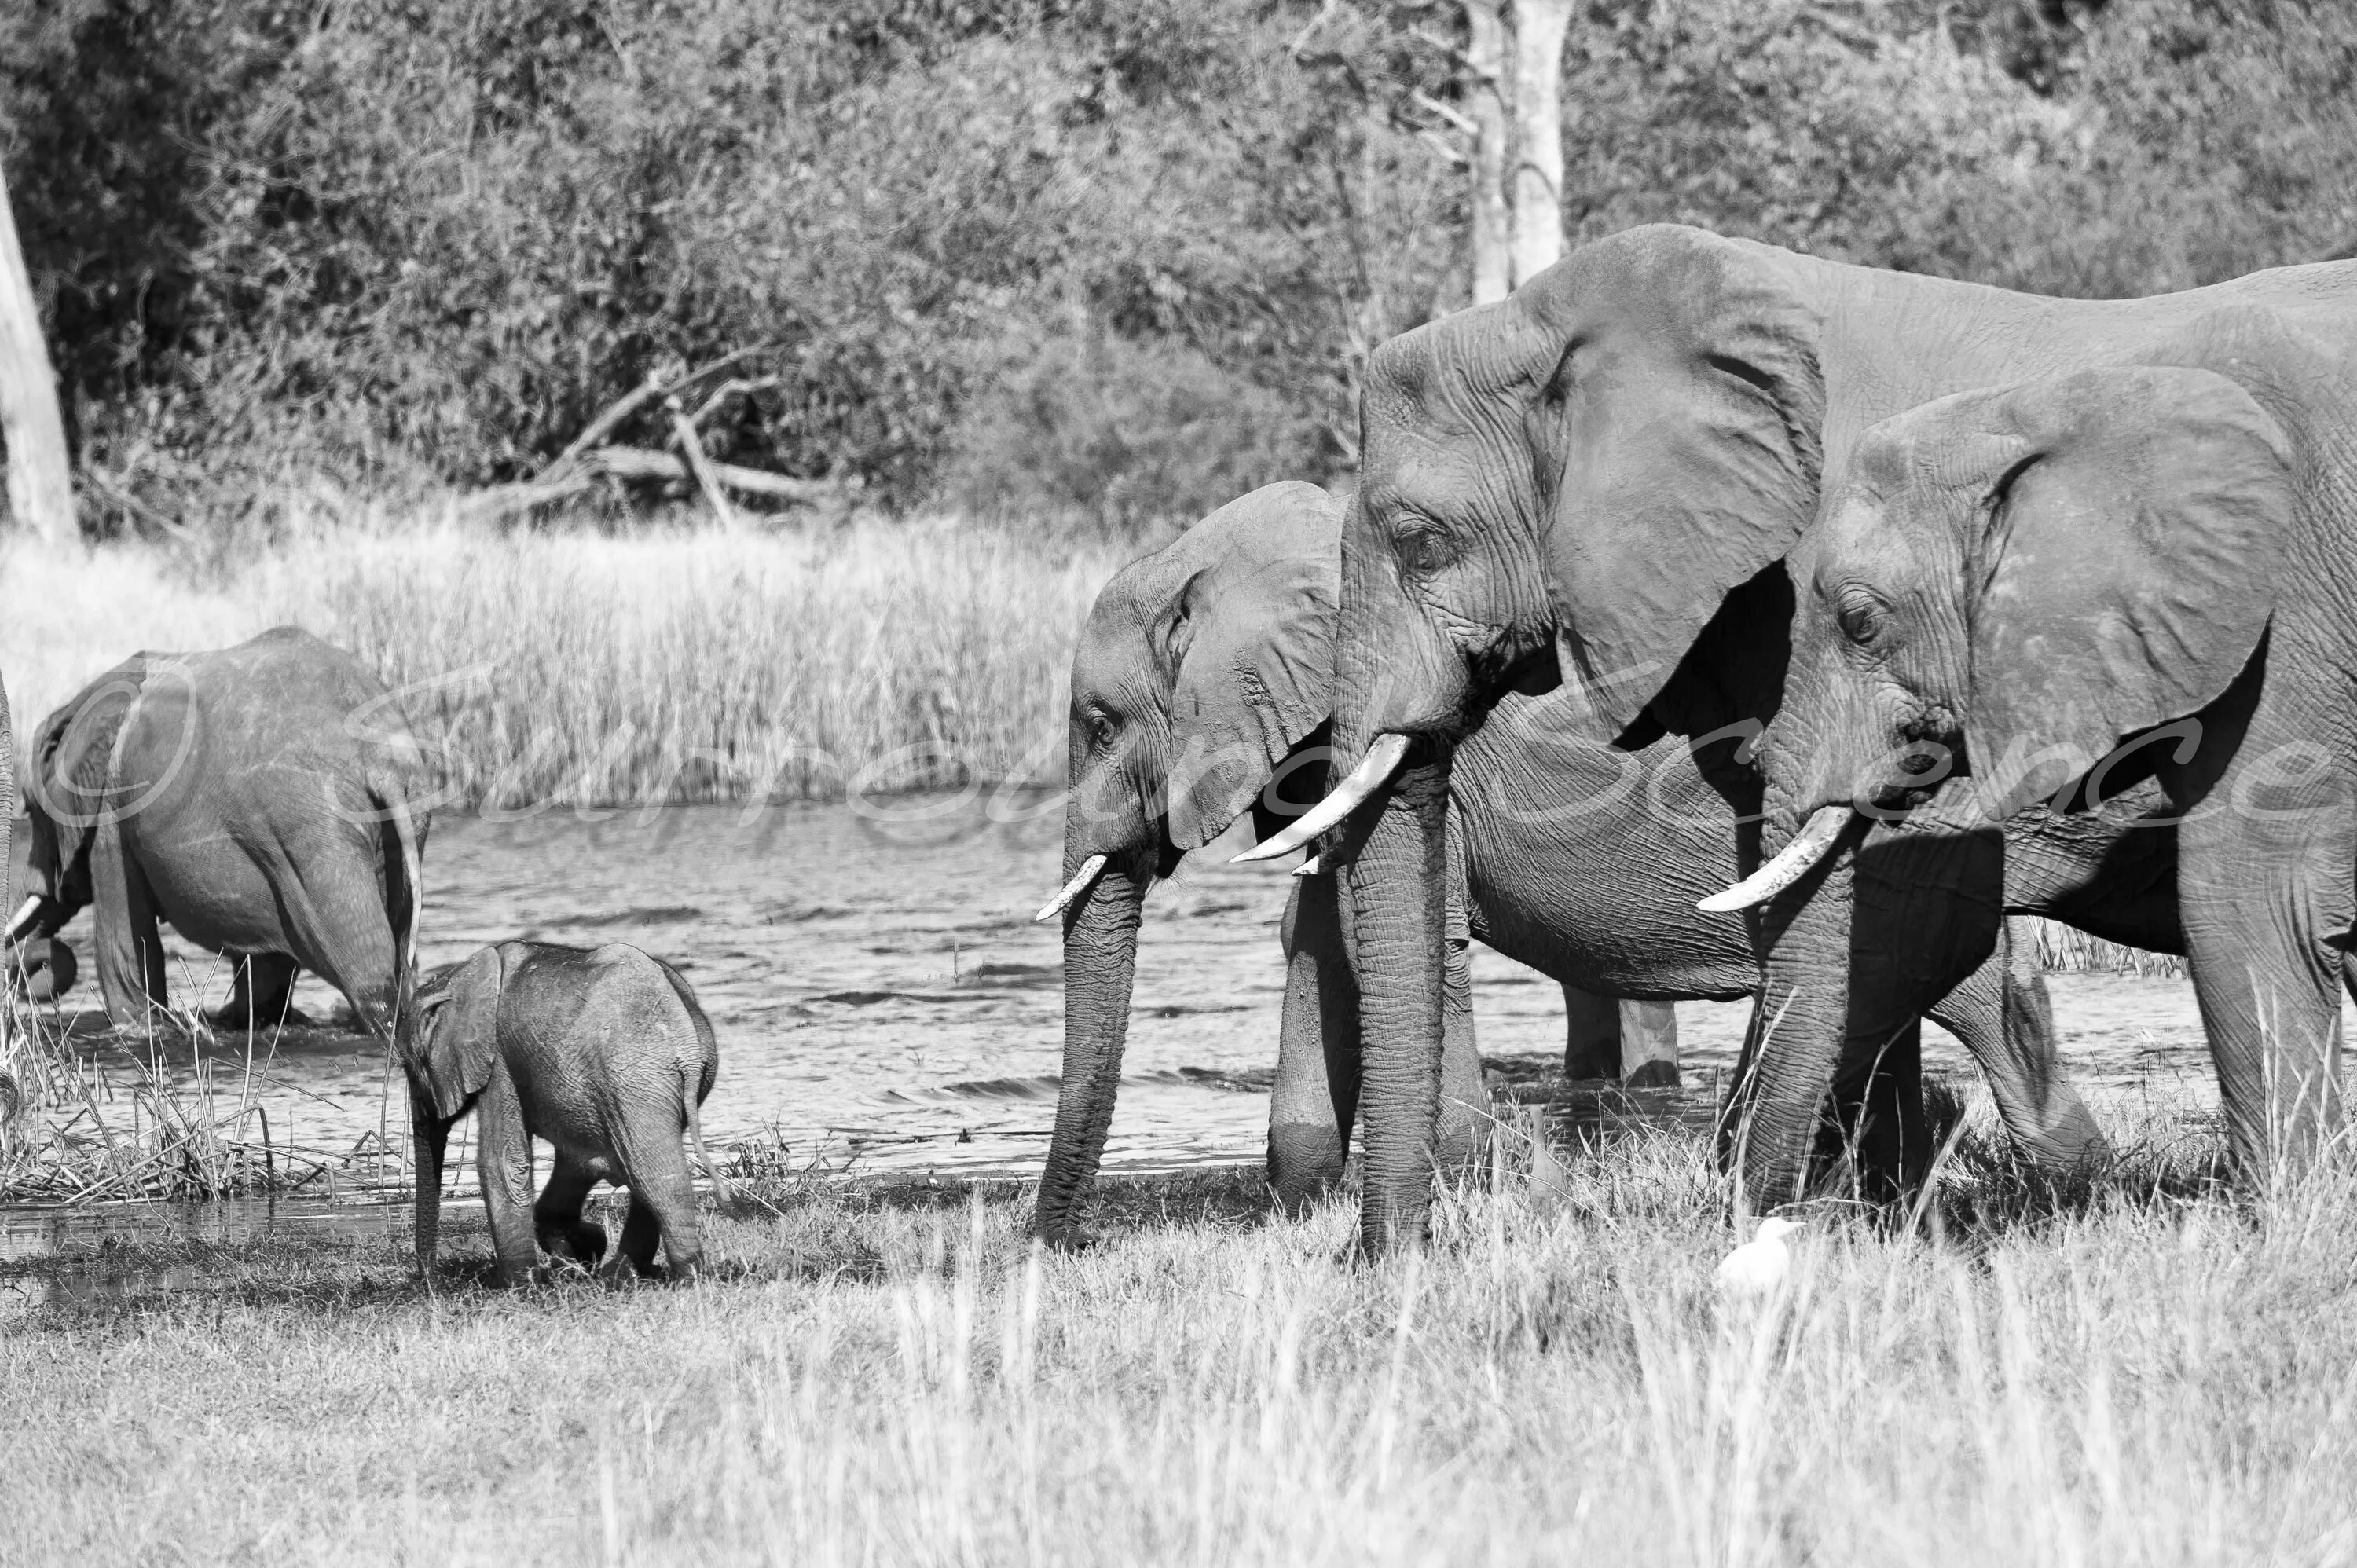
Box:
left=1714, top=1216, right=1802, bottom=1298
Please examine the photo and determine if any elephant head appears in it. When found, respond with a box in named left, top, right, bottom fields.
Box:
left=1032, top=482, right=1342, bottom=1246
left=1710, top=361, right=2296, bottom=1184
left=1246, top=226, right=1831, bottom=1250
left=8, top=655, right=156, bottom=948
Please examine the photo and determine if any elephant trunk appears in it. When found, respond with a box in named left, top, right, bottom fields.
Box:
left=1735, top=814, right=2006, bottom=1211
left=1340, top=748, right=1452, bottom=1256
left=1032, top=855, right=1149, bottom=1247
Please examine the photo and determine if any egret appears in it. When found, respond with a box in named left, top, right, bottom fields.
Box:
left=1714, top=1216, right=1802, bottom=1297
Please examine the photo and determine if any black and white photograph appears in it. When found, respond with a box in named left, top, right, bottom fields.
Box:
left=2, top=1, right=2355, bottom=1561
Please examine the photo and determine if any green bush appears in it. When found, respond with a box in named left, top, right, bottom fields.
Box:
left=2, top=0, right=2352, bottom=537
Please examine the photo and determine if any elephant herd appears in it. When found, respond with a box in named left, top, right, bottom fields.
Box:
left=1033, top=222, right=2357, bottom=1257
left=9, top=221, right=2356, bottom=1280
left=2, top=628, right=720, bottom=1281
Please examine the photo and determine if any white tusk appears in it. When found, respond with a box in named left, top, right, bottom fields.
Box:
left=1233, top=733, right=1413, bottom=863
left=2, top=894, right=46, bottom=943
left=1698, top=806, right=1856, bottom=914
left=1292, top=854, right=1323, bottom=878
left=1034, top=854, right=1109, bottom=924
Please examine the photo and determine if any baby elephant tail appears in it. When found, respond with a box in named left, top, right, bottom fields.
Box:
left=684, top=1064, right=734, bottom=1209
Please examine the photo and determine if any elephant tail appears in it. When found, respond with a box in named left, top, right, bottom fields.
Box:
left=377, top=785, right=427, bottom=987
left=683, top=1065, right=733, bottom=1209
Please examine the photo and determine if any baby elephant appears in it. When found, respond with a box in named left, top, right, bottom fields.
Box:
left=401, top=940, right=725, bottom=1286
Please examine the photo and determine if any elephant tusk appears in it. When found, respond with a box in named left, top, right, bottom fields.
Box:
left=1233, top=733, right=1412, bottom=863
left=1292, top=854, right=1322, bottom=877
left=1698, top=805, right=1856, bottom=914
left=1033, top=854, right=1109, bottom=924
left=2, top=893, right=45, bottom=944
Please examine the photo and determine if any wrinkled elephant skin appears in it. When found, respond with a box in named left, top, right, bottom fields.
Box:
left=16, top=625, right=430, bottom=1042
left=1761, top=320, right=2357, bottom=1189
left=1319, top=225, right=2355, bottom=1239
left=1031, top=483, right=2102, bottom=1250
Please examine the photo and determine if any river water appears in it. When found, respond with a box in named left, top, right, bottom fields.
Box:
left=0, top=794, right=2327, bottom=1247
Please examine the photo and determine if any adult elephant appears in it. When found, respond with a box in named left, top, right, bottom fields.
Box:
left=1743, top=316, right=2357, bottom=1192
left=1030, top=482, right=2100, bottom=1247
left=1244, top=225, right=2354, bottom=1251
left=7, top=626, right=429, bottom=1039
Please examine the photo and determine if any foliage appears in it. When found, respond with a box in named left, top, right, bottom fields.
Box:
left=1, top=0, right=2353, bottom=534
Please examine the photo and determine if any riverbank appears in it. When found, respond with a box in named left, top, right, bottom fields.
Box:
left=5, top=1122, right=2350, bottom=1567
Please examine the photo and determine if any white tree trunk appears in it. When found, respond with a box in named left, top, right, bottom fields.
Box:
left=1508, top=0, right=1574, bottom=288
left=1463, top=0, right=1512, bottom=307
left=0, top=162, right=74, bottom=544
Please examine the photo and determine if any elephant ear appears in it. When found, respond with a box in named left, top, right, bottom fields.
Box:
left=1162, top=482, right=1343, bottom=851
left=411, top=946, right=504, bottom=1120
left=1957, top=365, right=2297, bottom=820
left=24, top=658, right=152, bottom=896
left=1519, top=226, right=1827, bottom=742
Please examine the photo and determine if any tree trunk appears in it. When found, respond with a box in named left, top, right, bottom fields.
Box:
left=0, top=163, right=73, bottom=544
left=1463, top=0, right=1512, bottom=306
left=1507, top=0, right=1573, bottom=288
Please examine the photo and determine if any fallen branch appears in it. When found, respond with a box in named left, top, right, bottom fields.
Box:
left=665, top=394, right=740, bottom=529
left=458, top=447, right=856, bottom=525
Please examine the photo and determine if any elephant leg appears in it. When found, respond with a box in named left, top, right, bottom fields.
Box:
left=1268, top=872, right=1359, bottom=1214
left=91, top=815, right=168, bottom=1029
left=1621, top=1002, right=1681, bottom=1090
left=1816, top=1019, right=1927, bottom=1204
left=473, top=1065, right=541, bottom=1286
left=1435, top=936, right=1489, bottom=1176
left=1561, top=987, right=1622, bottom=1080
left=610, top=1116, right=704, bottom=1280
left=2181, top=865, right=2344, bottom=1186
left=1926, top=916, right=2104, bottom=1170
left=534, top=1152, right=607, bottom=1267
left=213, top=954, right=306, bottom=1030
left=409, top=1083, right=453, bottom=1284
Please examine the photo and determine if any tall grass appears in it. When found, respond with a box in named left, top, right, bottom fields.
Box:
left=2, top=511, right=1127, bottom=809
left=2, top=1114, right=2349, bottom=1565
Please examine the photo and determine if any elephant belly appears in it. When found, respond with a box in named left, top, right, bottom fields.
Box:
left=135, top=837, right=293, bottom=956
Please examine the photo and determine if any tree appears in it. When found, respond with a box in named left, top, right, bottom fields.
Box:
left=1453, top=0, right=1571, bottom=305
left=0, top=159, right=73, bottom=544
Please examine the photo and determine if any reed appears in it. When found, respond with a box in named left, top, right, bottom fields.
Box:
left=1, top=510, right=1128, bottom=811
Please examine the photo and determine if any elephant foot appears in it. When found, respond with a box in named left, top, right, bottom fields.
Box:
left=538, top=1219, right=609, bottom=1267
left=1624, top=1060, right=1683, bottom=1091
left=1266, top=1122, right=1347, bottom=1218
left=209, top=1002, right=310, bottom=1031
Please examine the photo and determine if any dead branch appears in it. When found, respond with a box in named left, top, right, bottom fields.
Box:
left=690, top=374, right=783, bottom=427
left=665, top=394, right=740, bottom=529
left=457, top=446, right=856, bottom=526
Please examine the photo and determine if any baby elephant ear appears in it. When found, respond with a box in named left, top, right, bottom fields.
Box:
left=413, top=946, right=504, bottom=1120
left=1963, top=365, right=2297, bottom=819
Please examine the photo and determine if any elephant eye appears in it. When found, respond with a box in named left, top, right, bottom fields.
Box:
left=1087, top=709, right=1121, bottom=749
left=1392, top=517, right=1457, bottom=575
left=1835, top=590, right=1886, bottom=647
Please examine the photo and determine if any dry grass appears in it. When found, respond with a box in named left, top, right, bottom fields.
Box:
left=2, top=1110, right=2349, bottom=1566
left=0, top=509, right=1127, bottom=809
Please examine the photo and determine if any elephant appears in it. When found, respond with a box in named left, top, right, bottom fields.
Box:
left=1737, top=316, right=2357, bottom=1190
left=402, top=940, right=726, bottom=1286
left=6, top=626, right=428, bottom=1038
left=1030, top=482, right=2100, bottom=1247
left=1245, top=223, right=2355, bottom=1251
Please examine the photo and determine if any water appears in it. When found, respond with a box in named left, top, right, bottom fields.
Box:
left=0, top=796, right=2319, bottom=1239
